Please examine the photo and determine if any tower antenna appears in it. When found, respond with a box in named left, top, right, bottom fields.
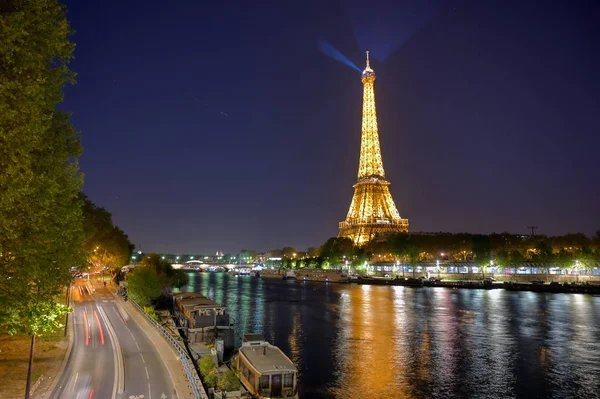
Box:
left=365, top=50, right=371, bottom=70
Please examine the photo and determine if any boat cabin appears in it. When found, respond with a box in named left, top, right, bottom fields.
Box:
left=236, top=334, right=298, bottom=399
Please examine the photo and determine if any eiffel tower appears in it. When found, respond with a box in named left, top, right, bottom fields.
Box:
left=338, top=51, right=409, bottom=244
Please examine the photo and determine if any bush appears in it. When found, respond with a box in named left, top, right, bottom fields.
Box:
left=198, top=356, right=218, bottom=388
left=219, top=369, right=240, bottom=392
left=143, top=306, right=159, bottom=322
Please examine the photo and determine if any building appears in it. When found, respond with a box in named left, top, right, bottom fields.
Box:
left=338, top=51, right=409, bottom=244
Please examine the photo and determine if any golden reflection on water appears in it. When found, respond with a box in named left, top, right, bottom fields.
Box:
left=330, top=285, right=414, bottom=398
left=288, top=311, right=302, bottom=366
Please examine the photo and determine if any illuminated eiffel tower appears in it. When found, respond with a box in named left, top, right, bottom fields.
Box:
left=338, top=51, right=409, bottom=244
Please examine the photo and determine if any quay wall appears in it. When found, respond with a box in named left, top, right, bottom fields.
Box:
left=398, top=272, right=600, bottom=284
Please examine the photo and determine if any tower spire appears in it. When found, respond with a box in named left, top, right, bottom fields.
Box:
left=365, top=50, right=371, bottom=70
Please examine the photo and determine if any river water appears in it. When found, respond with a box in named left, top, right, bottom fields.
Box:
left=183, top=272, right=600, bottom=399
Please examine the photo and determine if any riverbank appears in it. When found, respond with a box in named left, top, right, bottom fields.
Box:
left=261, top=272, right=600, bottom=294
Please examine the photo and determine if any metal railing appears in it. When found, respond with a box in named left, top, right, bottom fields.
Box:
left=129, top=298, right=208, bottom=399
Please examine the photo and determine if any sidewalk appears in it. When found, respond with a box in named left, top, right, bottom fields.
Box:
left=112, top=283, right=205, bottom=399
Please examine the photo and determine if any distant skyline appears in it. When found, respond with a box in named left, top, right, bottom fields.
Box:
left=63, top=0, right=600, bottom=253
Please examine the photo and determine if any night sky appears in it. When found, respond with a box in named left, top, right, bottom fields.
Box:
left=62, top=1, right=600, bottom=254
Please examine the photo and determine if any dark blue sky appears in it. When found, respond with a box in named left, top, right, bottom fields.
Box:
left=62, top=0, right=600, bottom=254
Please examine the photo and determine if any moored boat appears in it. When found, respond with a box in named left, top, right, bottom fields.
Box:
left=233, top=334, right=298, bottom=399
left=297, top=268, right=348, bottom=283
left=283, top=270, right=296, bottom=280
left=259, top=268, right=291, bottom=279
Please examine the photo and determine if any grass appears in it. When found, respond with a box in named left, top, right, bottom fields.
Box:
left=0, top=288, right=70, bottom=399
left=0, top=326, right=68, bottom=399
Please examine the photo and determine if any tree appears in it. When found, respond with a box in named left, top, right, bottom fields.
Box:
left=126, top=267, right=162, bottom=306
left=575, top=247, right=596, bottom=272
left=472, top=235, right=492, bottom=278
left=509, top=249, right=525, bottom=263
left=532, top=241, right=554, bottom=275
left=140, top=253, right=189, bottom=290
left=82, top=194, right=133, bottom=274
left=307, top=247, right=319, bottom=257
left=388, top=233, right=420, bottom=277
left=0, top=1, right=83, bottom=397
left=495, top=249, right=510, bottom=270
left=281, top=247, right=297, bottom=258
left=593, top=230, right=600, bottom=249
left=238, top=249, right=257, bottom=262
left=319, top=237, right=354, bottom=264
left=555, top=249, right=573, bottom=271
left=406, top=245, right=420, bottom=278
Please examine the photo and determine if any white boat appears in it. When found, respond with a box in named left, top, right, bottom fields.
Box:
left=297, top=268, right=349, bottom=283
left=283, top=270, right=296, bottom=280
left=234, top=334, right=298, bottom=399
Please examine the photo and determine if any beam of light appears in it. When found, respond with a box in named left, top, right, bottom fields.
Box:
left=344, top=0, right=448, bottom=61
left=318, top=40, right=361, bottom=73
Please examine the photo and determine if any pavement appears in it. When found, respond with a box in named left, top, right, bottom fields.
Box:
left=48, top=277, right=179, bottom=399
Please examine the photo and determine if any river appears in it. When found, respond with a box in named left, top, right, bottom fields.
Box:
left=183, top=272, right=600, bottom=399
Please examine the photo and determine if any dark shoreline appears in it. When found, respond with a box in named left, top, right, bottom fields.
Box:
left=267, top=274, right=600, bottom=295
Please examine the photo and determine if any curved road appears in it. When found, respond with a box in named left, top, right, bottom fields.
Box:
left=51, top=278, right=176, bottom=399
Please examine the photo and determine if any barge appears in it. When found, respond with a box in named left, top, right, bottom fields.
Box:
left=234, top=334, right=298, bottom=399
left=171, top=292, right=235, bottom=353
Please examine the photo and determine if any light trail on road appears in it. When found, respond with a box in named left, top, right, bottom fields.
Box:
left=93, top=309, right=105, bottom=345
left=82, top=309, right=89, bottom=346
left=50, top=278, right=177, bottom=399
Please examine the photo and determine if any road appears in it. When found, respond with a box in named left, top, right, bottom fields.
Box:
left=50, top=277, right=176, bottom=399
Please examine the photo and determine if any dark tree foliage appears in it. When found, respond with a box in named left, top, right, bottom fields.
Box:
left=141, top=253, right=189, bottom=289
left=319, top=237, right=354, bottom=260
left=0, top=0, right=82, bottom=335
left=81, top=193, right=133, bottom=271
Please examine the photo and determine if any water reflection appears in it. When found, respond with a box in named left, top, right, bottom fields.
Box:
left=184, top=273, right=600, bottom=399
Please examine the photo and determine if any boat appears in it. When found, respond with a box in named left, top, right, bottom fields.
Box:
left=283, top=270, right=296, bottom=280
left=230, top=267, right=252, bottom=276
left=297, top=268, right=349, bottom=283
left=171, top=292, right=235, bottom=353
left=259, top=268, right=290, bottom=279
left=233, top=334, right=298, bottom=399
